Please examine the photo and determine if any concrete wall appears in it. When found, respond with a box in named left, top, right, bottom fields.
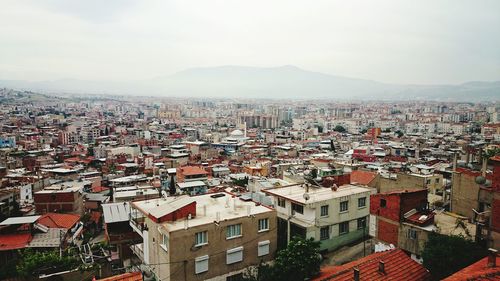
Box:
left=451, top=171, right=481, bottom=219
left=149, top=212, right=277, bottom=281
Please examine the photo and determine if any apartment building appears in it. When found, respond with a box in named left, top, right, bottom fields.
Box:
left=264, top=184, right=371, bottom=252
left=129, top=192, right=277, bottom=281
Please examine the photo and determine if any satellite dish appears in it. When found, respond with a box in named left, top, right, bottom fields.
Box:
left=303, top=193, right=310, bottom=201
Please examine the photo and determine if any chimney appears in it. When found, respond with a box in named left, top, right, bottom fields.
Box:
left=353, top=267, right=360, bottom=281
left=378, top=261, right=385, bottom=274
left=488, top=248, right=497, bottom=268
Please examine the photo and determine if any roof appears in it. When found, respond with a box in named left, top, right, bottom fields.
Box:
left=37, top=213, right=80, bottom=229
left=313, top=249, right=430, bottom=281
left=0, top=215, right=41, bottom=226
left=103, top=202, right=130, bottom=223
left=97, top=271, right=143, bottom=281
left=132, top=192, right=273, bottom=232
left=0, top=233, right=32, bottom=251
left=443, top=254, right=500, bottom=281
left=28, top=228, right=66, bottom=248
left=177, top=181, right=207, bottom=189
left=351, top=170, right=377, bottom=185
left=264, top=184, right=371, bottom=205
left=148, top=196, right=196, bottom=219
left=180, top=166, right=208, bottom=176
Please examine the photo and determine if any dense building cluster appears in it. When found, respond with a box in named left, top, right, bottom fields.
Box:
left=0, top=87, right=499, bottom=280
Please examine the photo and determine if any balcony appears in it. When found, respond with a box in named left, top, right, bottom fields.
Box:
left=130, top=243, right=145, bottom=263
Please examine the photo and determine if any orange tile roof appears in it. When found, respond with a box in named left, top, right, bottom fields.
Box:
left=97, top=271, right=142, bottom=281
left=313, top=249, right=430, bottom=281
left=350, top=170, right=377, bottom=185
left=180, top=166, right=208, bottom=176
left=443, top=255, right=500, bottom=281
left=37, top=213, right=81, bottom=229
left=0, top=233, right=32, bottom=251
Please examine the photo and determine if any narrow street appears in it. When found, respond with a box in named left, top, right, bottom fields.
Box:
left=322, top=238, right=374, bottom=266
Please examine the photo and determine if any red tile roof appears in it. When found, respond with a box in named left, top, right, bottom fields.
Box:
left=312, top=249, right=430, bottom=281
left=443, top=255, right=500, bottom=281
left=180, top=166, right=208, bottom=176
left=0, top=233, right=32, bottom=251
left=37, top=213, right=80, bottom=229
left=350, top=170, right=377, bottom=185
left=91, top=186, right=110, bottom=193
left=97, top=271, right=142, bottom=281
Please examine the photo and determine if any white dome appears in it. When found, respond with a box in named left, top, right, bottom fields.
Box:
left=230, top=129, right=244, bottom=136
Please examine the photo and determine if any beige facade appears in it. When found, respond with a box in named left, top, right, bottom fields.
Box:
left=130, top=193, right=277, bottom=281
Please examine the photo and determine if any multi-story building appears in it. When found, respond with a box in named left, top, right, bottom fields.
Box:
left=129, top=192, right=277, bottom=281
left=264, top=184, right=371, bottom=252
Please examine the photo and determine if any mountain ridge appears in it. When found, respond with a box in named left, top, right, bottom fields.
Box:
left=1, top=65, right=499, bottom=101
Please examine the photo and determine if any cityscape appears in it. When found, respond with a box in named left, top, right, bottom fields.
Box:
left=1, top=1, right=499, bottom=281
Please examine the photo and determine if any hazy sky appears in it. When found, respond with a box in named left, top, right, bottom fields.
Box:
left=1, top=0, right=499, bottom=84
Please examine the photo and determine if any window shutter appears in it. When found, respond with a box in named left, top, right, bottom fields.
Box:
left=195, top=255, right=209, bottom=274
left=226, top=246, right=244, bottom=264
left=258, top=240, right=270, bottom=256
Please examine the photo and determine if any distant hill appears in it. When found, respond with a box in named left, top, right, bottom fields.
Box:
left=1, top=65, right=499, bottom=101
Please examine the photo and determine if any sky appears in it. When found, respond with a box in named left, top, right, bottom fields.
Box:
left=0, top=0, right=499, bottom=84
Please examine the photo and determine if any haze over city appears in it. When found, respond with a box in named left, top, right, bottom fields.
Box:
left=1, top=0, right=499, bottom=85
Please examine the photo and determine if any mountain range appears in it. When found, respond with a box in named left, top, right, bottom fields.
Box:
left=1, top=65, right=499, bottom=101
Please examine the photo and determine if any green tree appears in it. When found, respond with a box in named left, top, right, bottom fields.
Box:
left=422, top=233, right=487, bottom=280
left=395, top=130, right=404, bottom=138
left=239, top=237, right=321, bottom=281
left=16, top=249, right=80, bottom=277
left=333, top=125, right=346, bottom=133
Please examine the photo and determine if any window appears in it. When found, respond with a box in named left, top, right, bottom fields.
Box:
left=292, top=203, right=304, bottom=214
left=226, top=246, right=244, bottom=264
left=380, top=198, right=387, bottom=208
left=435, top=178, right=440, bottom=184
left=195, top=255, right=209, bottom=274
left=358, top=197, right=366, bottom=208
left=407, top=229, right=418, bottom=240
left=258, top=218, right=269, bottom=232
left=357, top=217, right=366, bottom=229
left=258, top=240, right=270, bottom=256
left=226, top=224, right=242, bottom=239
left=320, top=205, right=329, bottom=217
left=340, top=201, right=349, bottom=212
left=426, top=179, right=431, bottom=185
left=195, top=231, right=208, bottom=246
left=320, top=226, right=329, bottom=240
left=277, top=198, right=286, bottom=208
left=339, top=221, right=349, bottom=235
left=160, top=233, right=168, bottom=251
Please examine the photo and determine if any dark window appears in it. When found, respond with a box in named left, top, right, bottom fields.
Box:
left=320, top=226, right=329, bottom=240
left=339, top=221, right=349, bottom=235
left=380, top=198, right=387, bottom=208
left=277, top=198, right=286, bottom=208
left=357, top=217, right=366, bottom=229
left=320, top=205, right=329, bottom=216
left=358, top=197, right=366, bottom=208
left=292, top=203, right=304, bottom=214
left=340, top=201, right=349, bottom=212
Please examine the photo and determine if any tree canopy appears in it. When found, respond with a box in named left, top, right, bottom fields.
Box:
left=422, top=233, right=487, bottom=280
left=239, top=237, right=321, bottom=281
left=333, top=125, right=346, bottom=133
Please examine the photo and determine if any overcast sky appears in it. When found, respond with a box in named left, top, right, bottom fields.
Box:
left=1, top=0, right=499, bottom=84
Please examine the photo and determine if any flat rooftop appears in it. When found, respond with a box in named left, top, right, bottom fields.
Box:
left=264, top=184, right=371, bottom=205
left=132, top=192, right=273, bottom=232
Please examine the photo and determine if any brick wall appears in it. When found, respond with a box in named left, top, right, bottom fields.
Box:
left=370, top=193, right=402, bottom=222
left=377, top=218, right=399, bottom=246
